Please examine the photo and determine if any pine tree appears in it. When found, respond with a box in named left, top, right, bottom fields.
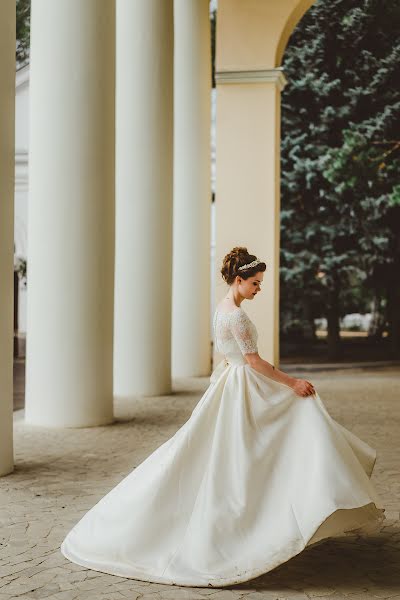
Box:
left=281, top=0, right=400, bottom=358
left=16, top=0, right=30, bottom=67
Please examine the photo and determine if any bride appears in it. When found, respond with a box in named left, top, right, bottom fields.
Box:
left=60, top=246, right=386, bottom=588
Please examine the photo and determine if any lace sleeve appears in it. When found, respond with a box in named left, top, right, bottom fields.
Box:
left=230, top=310, right=258, bottom=355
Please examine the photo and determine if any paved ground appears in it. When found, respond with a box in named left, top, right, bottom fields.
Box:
left=1, top=366, right=399, bottom=600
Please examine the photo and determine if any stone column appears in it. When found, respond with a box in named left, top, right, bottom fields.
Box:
left=114, top=0, right=174, bottom=397
left=0, top=0, right=16, bottom=476
left=25, top=0, right=115, bottom=427
left=215, top=69, right=287, bottom=367
left=172, top=0, right=212, bottom=378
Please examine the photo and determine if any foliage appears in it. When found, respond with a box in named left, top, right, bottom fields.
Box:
left=280, top=0, right=400, bottom=353
left=14, top=256, right=27, bottom=288
left=16, top=0, right=30, bottom=67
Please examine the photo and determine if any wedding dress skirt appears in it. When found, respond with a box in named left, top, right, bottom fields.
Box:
left=60, top=354, right=386, bottom=588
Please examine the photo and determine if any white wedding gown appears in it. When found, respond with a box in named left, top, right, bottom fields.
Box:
left=60, top=306, right=386, bottom=588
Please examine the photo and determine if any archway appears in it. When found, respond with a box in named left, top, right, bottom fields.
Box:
left=213, top=0, right=315, bottom=368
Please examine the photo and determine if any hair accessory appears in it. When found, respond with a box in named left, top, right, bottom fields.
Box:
left=238, top=259, right=262, bottom=271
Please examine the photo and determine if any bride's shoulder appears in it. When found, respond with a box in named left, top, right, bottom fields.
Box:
left=215, top=299, right=248, bottom=320
left=216, top=298, right=241, bottom=313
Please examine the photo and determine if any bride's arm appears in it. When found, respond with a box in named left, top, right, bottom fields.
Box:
left=244, top=353, right=295, bottom=387
left=244, top=353, right=315, bottom=397
left=229, top=310, right=315, bottom=397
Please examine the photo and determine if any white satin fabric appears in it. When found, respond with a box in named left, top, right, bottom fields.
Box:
left=60, top=352, right=386, bottom=587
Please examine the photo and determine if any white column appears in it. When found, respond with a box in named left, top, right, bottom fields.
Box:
left=215, top=69, right=287, bottom=367
left=0, top=0, right=15, bottom=476
left=172, top=0, right=212, bottom=377
left=114, top=0, right=174, bottom=398
left=25, top=0, right=115, bottom=427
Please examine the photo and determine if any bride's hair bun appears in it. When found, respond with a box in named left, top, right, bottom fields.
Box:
left=221, top=246, right=266, bottom=285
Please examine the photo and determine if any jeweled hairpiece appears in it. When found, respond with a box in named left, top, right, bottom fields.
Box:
left=238, top=259, right=262, bottom=271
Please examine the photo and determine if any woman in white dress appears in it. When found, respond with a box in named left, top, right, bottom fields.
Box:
left=60, top=246, right=386, bottom=588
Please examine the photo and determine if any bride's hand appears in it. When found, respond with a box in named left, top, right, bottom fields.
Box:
left=292, top=378, right=316, bottom=398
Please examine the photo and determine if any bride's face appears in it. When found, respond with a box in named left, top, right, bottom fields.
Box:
left=236, top=271, right=264, bottom=300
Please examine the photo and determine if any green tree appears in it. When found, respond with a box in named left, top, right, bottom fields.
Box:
left=281, top=0, right=400, bottom=358
left=16, top=0, right=30, bottom=67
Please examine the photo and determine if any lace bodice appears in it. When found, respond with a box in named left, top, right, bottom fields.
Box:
left=213, top=307, right=258, bottom=356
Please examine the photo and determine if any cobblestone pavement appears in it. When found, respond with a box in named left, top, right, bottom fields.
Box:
left=1, top=366, right=399, bottom=600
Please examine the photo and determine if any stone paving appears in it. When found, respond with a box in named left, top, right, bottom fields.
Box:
left=1, top=366, right=399, bottom=600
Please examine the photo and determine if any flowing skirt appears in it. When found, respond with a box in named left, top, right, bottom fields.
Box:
left=60, top=354, right=386, bottom=587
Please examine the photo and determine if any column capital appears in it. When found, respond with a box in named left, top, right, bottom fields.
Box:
left=215, top=67, right=287, bottom=90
